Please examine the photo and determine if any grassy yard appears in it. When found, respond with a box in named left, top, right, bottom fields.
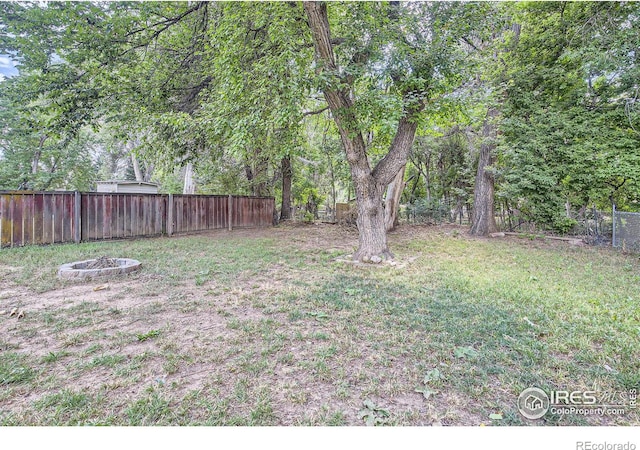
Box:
left=0, top=224, right=638, bottom=426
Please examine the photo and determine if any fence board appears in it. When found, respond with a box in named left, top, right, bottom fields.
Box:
left=43, top=194, right=52, bottom=244
left=33, top=194, right=43, bottom=245
left=64, top=194, right=73, bottom=242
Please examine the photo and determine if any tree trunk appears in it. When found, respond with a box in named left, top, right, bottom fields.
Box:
left=183, top=162, right=196, bottom=194
left=131, top=154, right=144, bottom=182
left=469, top=22, right=521, bottom=235
left=384, top=164, right=406, bottom=231
left=143, top=163, right=154, bottom=182
left=280, top=155, right=292, bottom=221
left=469, top=108, right=499, bottom=236
left=32, top=134, right=48, bottom=174
left=408, top=174, right=420, bottom=204
left=327, top=153, right=337, bottom=221
left=424, top=155, right=432, bottom=201
left=353, top=174, right=392, bottom=262
left=245, top=151, right=269, bottom=197
left=304, top=1, right=424, bottom=262
left=254, top=157, right=269, bottom=197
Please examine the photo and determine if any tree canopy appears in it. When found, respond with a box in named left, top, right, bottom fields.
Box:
left=1, top=1, right=639, bottom=257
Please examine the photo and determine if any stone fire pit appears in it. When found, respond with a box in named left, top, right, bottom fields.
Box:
left=58, top=257, right=142, bottom=280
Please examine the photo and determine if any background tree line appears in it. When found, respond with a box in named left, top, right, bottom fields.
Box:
left=1, top=1, right=638, bottom=260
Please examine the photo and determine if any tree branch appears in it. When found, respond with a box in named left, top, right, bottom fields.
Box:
left=123, top=3, right=205, bottom=39
left=372, top=100, right=425, bottom=186
left=301, top=106, right=329, bottom=117
left=304, top=1, right=368, bottom=169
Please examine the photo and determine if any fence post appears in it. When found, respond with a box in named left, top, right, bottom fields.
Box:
left=612, top=203, right=616, bottom=248
left=74, top=191, right=81, bottom=243
left=167, top=194, right=173, bottom=236
left=228, top=194, right=233, bottom=231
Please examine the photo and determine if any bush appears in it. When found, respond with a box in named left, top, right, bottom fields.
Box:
left=407, top=199, right=450, bottom=224
left=552, top=216, right=578, bottom=234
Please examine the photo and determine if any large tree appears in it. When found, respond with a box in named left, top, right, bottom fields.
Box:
left=304, top=1, right=475, bottom=262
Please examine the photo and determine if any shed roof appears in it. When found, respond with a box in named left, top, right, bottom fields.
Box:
left=96, top=180, right=159, bottom=187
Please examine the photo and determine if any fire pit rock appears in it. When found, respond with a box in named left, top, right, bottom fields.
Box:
left=58, top=257, right=142, bottom=281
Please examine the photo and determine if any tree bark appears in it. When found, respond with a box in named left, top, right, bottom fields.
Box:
left=143, top=163, right=154, bottom=182
left=183, top=161, right=196, bottom=194
left=245, top=150, right=269, bottom=197
left=326, top=151, right=337, bottom=220
left=352, top=172, right=393, bottom=262
left=384, top=164, right=406, bottom=231
left=304, top=1, right=424, bottom=262
left=424, top=153, right=432, bottom=201
left=131, top=154, right=143, bottom=182
left=32, top=134, right=48, bottom=174
left=280, top=155, right=292, bottom=221
left=469, top=108, right=499, bottom=236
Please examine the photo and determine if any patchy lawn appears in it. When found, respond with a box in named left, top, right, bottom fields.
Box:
left=0, top=223, right=638, bottom=426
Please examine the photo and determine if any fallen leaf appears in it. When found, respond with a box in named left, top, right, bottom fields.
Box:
left=489, top=413, right=503, bottom=420
left=0, top=310, right=6, bottom=315
left=16, top=310, right=25, bottom=319
left=362, top=399, right=376, bottom=410
left=423, top=368, right=442, bottom=384
left=9, top=308, right=17, bottom=317
left=93, top=284, right=109, bottom=291
left=415, top=386, right=438, bottom=399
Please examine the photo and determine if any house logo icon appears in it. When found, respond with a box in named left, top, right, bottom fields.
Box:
left=518, top=387, right=550, bottom=419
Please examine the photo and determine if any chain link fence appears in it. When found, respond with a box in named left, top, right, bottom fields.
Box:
left=315, top=198, right=640, bottom=253
left=494, top=206, right=612, bottom=245
left=613, top=206, right=640, bottom=252
left=574, top=208, right=613, bottom=246
left=403, top=199, right=470, bottom=225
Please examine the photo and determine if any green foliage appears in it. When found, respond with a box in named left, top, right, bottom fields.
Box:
left=137, top=330, right=161, bottom=342
left=0, top=352, right=35, bottom=385
left=453, top=346, right=479, bottom=359
left=292, top=178, right=325, bottom=221
left=552, top=217, right=578, bottom=235
left=358, top=399, right=390, bottom=426
left=406, top=126, right=474, bottom=222
left=415, top=368, right=442, bottom=400
left=0, top=81, right=99, bottom=191
left=406, top=198, right=450, bottom=224
left=498, top=1, right=640, bottom=228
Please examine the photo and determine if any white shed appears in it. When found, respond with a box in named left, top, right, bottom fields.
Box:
left=96, top=180, right=159, bottom=194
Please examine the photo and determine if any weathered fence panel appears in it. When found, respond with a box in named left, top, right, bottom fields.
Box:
left=230, top=196, right=274, bottom=229
left=81, top=193, right=167, bottom=241
left=0, top=192, right=77, bottom=247
left=163, top=194, right=275, bottom=234
left=0, top=191, right=274, bottom=247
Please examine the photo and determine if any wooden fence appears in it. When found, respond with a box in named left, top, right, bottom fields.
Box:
left=0, top=191, right=274, bottom=248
